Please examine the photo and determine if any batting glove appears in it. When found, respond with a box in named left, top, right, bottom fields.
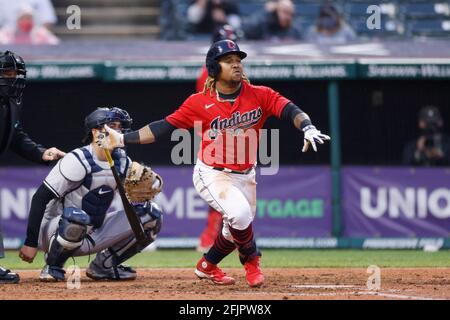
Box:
left=96, top=124, right=125, bottom=149
left=302, top=125, right=331, bottom=152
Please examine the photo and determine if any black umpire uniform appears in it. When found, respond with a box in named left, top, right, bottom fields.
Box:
left=0, top=51, right=61, bottom=284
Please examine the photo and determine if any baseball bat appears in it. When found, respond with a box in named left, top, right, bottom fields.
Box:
left=104, top=148, right=147, bottom=245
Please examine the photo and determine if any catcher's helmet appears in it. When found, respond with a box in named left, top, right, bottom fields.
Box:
left=206, top=40, right=247, bottom=78
left=0, top=51, right=26, bottom=98
left=83, top=107, right=133, bottom=144
left=85, top=107, right=132, bottom=131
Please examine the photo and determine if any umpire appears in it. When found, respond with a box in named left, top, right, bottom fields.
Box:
left=0, top=51, right=65, bottom=284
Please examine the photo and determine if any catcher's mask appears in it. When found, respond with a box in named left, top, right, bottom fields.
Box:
left=206, top=40, right=247, bottom=78
left=82, top=107, right=133, bottom=144
left=0, top=51, right=26, bottom=98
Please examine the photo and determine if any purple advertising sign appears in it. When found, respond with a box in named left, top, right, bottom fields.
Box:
left=0, top=167, right=50, bottom=240
left=0, top=166, right=332, bottom=241
left=254, top=166, right=332, bottom=237
left=342, top=167, right=450, bottom=237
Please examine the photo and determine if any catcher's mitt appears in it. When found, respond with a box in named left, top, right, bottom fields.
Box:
left=124, top=162, right=163, bottom=202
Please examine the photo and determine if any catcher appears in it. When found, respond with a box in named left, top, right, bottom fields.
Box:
left=18, top=107, right=163, bottom=282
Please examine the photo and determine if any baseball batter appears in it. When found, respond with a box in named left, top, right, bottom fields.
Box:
left=19, top=107, right=163, bottom=282
left=196, top=24, right=240, bottom=253
left=96, top=40, right=330, bottom=287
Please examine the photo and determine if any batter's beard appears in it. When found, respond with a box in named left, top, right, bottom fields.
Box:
left=228, top=77, right=242, bottom=88
left=231, top=79, right=241, bottom=86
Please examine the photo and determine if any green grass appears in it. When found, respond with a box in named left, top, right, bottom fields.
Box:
left=2, top=249, right=450, bottom=270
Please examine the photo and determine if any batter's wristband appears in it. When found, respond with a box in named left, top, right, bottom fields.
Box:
left=300, top=119, right=313, bottom=130
left=124, top=131, right=140, bottom=144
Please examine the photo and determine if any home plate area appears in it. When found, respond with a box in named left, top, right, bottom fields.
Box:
left=0, top=267, right=448, bottom=300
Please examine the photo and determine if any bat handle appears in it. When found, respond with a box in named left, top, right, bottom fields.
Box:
left=103, top=148, right=114, bottom=167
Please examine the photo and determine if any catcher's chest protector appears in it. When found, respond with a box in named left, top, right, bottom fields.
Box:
left=62, top=147, right=130, bottom=227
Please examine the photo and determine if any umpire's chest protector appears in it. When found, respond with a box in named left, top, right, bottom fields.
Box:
left=0, top=98, right=20, bottom=155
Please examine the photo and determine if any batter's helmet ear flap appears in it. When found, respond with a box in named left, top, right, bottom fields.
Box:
left=206, top=46, right=221, bottom=78
left=207, top=60, right=221, bottom=79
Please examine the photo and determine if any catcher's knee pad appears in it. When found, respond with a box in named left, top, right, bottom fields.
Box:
left=46, top=207, right=91, bottom=267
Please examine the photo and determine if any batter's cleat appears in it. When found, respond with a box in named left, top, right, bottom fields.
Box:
left=0, top=266, right=20, bottom=284
left=244, top=256, right=264, bottom=287
left=195, top=256, right=235, bottom=285
left=39, top=265, right=65, bottom=282
left=86, top=260, right=137, bottom=281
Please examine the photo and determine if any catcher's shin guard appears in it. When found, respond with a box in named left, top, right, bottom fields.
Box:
left=87, top=201, right=163, bottom=279
left=44, top=208, right=91, bottom=281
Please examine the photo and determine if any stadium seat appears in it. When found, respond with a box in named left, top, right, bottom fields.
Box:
left=298, top=17, right=316, bottom=34
left=177, top=3, right=189, bottom=16
left=351, top=18, right=403, bottom=37
left=344, top=2, right=397, bottom=18
left=406, top=19, right=450, bottom=37
left=239, top=2, right=265, bottom=17
left=295, top=2, right=323, bottom=18
left=400, top=2, right=450, bottom=19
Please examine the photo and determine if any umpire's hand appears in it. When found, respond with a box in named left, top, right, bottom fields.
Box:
left=42, top=147, right=66, bottom=161
left=19, top=245, right=38, bottom=263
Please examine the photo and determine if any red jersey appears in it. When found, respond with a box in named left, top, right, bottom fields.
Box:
left=166, top=81, right=291, bottom=171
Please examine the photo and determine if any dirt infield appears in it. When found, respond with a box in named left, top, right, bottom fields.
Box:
left=1, top=268, right=449, bottom=300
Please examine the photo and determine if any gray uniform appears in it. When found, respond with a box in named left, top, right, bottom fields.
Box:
left=38, top=144, right=154, bottom=257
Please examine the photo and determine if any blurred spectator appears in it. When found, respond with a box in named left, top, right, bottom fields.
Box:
left=0, top=0, right=57, bottom=30
left=187, top=0, right=241, bottom=36
left=0, top=4, right=59, bottom=45
left=306, top=3, right=356, bottom=44
left=242, top=0, right=302, bottom=41
left=160, top=0, right=188, bottom=40
left=403, top=106, right=450, bottom=166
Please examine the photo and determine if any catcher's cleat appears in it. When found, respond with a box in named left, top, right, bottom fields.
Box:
left=195, top=256, right=235, bottom=285
left=39, top=265, right=65, bottom=282
left=0, top=266, right=20, bottom=284
left=244, top=256, right=264, bottom=287
left=86, top=260, right=137, bottom=281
